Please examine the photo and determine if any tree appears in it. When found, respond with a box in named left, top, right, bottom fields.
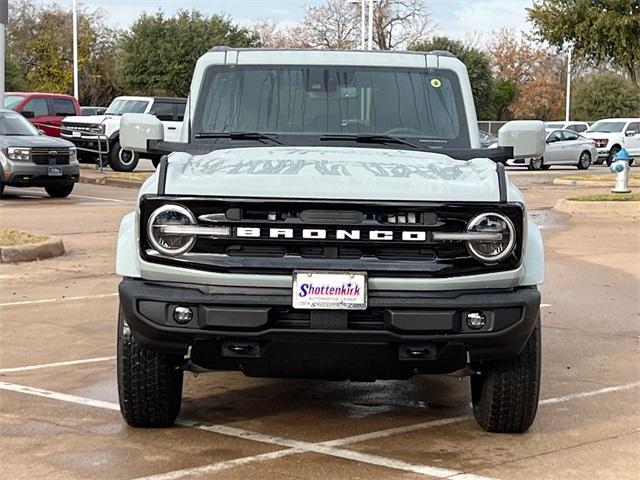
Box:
left=572, top=73, right=640, bottom=120
left=289, top=0, right=435, bottom=50
left=372, top=0, right=436, bottom=50
left=411, top=36, right=494, bottom=119
left=5, top=56, right=27, bottom=91
left=492, top=78, right=518, bottom=120
left=119, top=10, right=258, bottom=97
left=528, top=0, right=640, bottom=86
left=297, top=0, right=359, bottom=49
left=488, top=28, right=565, bottom=120
left=7, top=0, right=121, bottom=106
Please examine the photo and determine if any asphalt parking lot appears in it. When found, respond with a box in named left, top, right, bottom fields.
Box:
left=1, top=166, right=638, bottom=480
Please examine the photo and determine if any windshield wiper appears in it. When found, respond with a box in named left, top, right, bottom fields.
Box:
left=320, top=133, right=418, bottom=149
left=194, top=131, right=285, bottom=145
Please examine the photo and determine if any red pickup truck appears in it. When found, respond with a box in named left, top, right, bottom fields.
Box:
left=3, top=92, right=81, bottom=137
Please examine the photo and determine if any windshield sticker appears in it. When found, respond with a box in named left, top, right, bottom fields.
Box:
left=430, top=78, right=442, bottom=88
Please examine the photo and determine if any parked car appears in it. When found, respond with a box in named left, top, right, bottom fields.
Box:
left=0, top=109, right=79, bottom=198
left=509, top=129, right=596, bottom=170
left=61, top=96, right=186, bottom=171
left=478, top=129, right=497, bottom=148
left=544, top=121, right=590, bottom=133
left=115, top=47, right=546, bottom=433
left=80, top=106, right=107, bottom=116
left=583, top=118, right=640, bottom=165
left=3, top=92, right=81, bottom=137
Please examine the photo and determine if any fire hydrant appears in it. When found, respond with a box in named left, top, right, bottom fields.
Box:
left=610, top=148, right=632, bottom=193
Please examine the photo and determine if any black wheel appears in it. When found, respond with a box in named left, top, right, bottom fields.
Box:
left=109, top=140, right=139, bottom=172
left=44, top=184, right=74, bottom=198
left=606, top=145, right=621, bottom=167
left=528, top=157, right=544, bottom=171
left=117, top=307, right=183, bottom=427
left=150, top=156, right=162, bottom=169
left=471, top=313, right=541, bottom=433
left=577, top=151, right=591, bottom=170
left=0, top=181, right=4, bottom=198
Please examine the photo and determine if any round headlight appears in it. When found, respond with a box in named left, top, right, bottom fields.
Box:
left=466, top=212, right=516, bottom=263
left=147, top=205, right=197, bottom=256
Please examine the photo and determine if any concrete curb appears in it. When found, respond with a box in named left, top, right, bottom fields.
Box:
left=0, top=236, right=65, bottom=263
left=77, top=175, right=144, bottom=189
left=553, top=178, right=640, bottom=187
left=554, top=198, right=640, bottom=217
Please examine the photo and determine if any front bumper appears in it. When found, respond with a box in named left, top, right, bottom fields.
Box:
left=120, top=278, right=541, bottom=380
left=2, top=161, right=79, bottom=187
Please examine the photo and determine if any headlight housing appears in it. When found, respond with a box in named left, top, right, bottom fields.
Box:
left=466, top=212, right=516, bottom=263
left=69, top=147, right=77, bottom=162
left=7, top=147, right=30, bottom=161
left=147, top=205, right=197, bottom=256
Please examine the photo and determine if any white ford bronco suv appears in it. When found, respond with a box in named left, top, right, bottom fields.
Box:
left=116, top=48, right=546, bottom=433
left=61, top=96, right=186, bottom=171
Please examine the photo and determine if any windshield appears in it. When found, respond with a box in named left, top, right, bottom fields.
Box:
left=193, top=65, right=470, bottom=148
left=105, top=99, right=149, bottom=115
left=3, top=95, right=25, bottom=110
left=587, top=121, right=626, bottom=133
left=0, top=111, right=39, bottom=136
left=545, top=122, right=564, bottom=129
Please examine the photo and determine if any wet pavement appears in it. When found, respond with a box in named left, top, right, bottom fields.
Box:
left=1, top=171, right=639, bottom=480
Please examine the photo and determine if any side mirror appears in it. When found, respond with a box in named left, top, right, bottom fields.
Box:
left=21, top=111, right=35, bottom=119
left=625, top=130, right=636, bottom=137
left=498, top=120, right=546, bottom=159
left=120, top=113, right=164, bottom=153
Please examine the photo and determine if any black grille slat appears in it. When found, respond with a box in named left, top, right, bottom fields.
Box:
left=140, top=197, right=524, bottom=278
left=30, top=148, right=71, bottom=166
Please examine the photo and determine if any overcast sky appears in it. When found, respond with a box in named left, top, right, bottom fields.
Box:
left=49, top=0, right=534, bottom=42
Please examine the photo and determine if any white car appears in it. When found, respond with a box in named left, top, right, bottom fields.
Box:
left=583, top=118, right=640, bottom=166
left=115, top=47, right=547, bottom=433
left=544, top=121, right=590, bottom=133
left=509, top=129, right=597, bottom=170
left=60, top=96, right=186, bottom=171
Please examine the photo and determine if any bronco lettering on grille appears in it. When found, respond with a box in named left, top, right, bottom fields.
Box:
left=235, top=228, right=428, bottom=241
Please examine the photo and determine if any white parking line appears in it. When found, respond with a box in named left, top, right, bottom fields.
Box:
left=0, top=292, right=117, bottom=308
left=0, top=356, right=116, bottom=374
left=541, top=303, right=552, bottom=308
left=0, top=381, right=120, bottom=411
left=1, top=380, right=638, bottom=480
left=70, top=194, right=126, bottom=203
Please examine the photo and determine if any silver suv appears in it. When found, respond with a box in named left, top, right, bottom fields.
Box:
left=0, top=109, right=79, bottom=198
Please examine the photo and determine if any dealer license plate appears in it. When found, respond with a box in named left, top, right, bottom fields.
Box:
left=48, top=166, right=63, bottom=176
left=72, top=131, right=81, bottom=137
left=292, top=271, right=367, bottom=310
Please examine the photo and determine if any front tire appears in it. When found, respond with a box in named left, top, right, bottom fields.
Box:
left=117, top=308, right=184, bottom=427
left=109, top=140, right=139, bottom=172
left=577, top=151, right=591, bottom=170
left=471, top=313, right=541, bottom=433
left=528, top=157, right=544, bottom=171
left=45, top=184, right=74, bottom=198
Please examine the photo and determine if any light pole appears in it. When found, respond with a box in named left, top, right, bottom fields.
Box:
left=367, top=0, right=375, bottom=50
left=348, top=0, right=366, bottom=50
left=0, top=0, right=7, bottom=107
left=72, top=0, right=79, bottom=101
left=565, top=47, right=572, bottom=122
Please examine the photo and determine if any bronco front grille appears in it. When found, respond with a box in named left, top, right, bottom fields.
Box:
left=139, top=197, right=524, bottom=278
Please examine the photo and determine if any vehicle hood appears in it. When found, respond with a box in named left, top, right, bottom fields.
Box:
left=62, top=114, right=117, bottom=125
left=155, top=146, right=507, bottom=203
left=0, top=135, right=75, bottom=149
left=583, top=131, right=622, bottom=140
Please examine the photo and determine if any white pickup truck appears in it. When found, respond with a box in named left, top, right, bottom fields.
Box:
left=61, top=96, right=186, bottom=171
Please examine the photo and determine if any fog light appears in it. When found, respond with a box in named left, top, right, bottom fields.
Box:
left=466, top=311, right=487, bottom=330
left=173, top=306, right=193, bottom=324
